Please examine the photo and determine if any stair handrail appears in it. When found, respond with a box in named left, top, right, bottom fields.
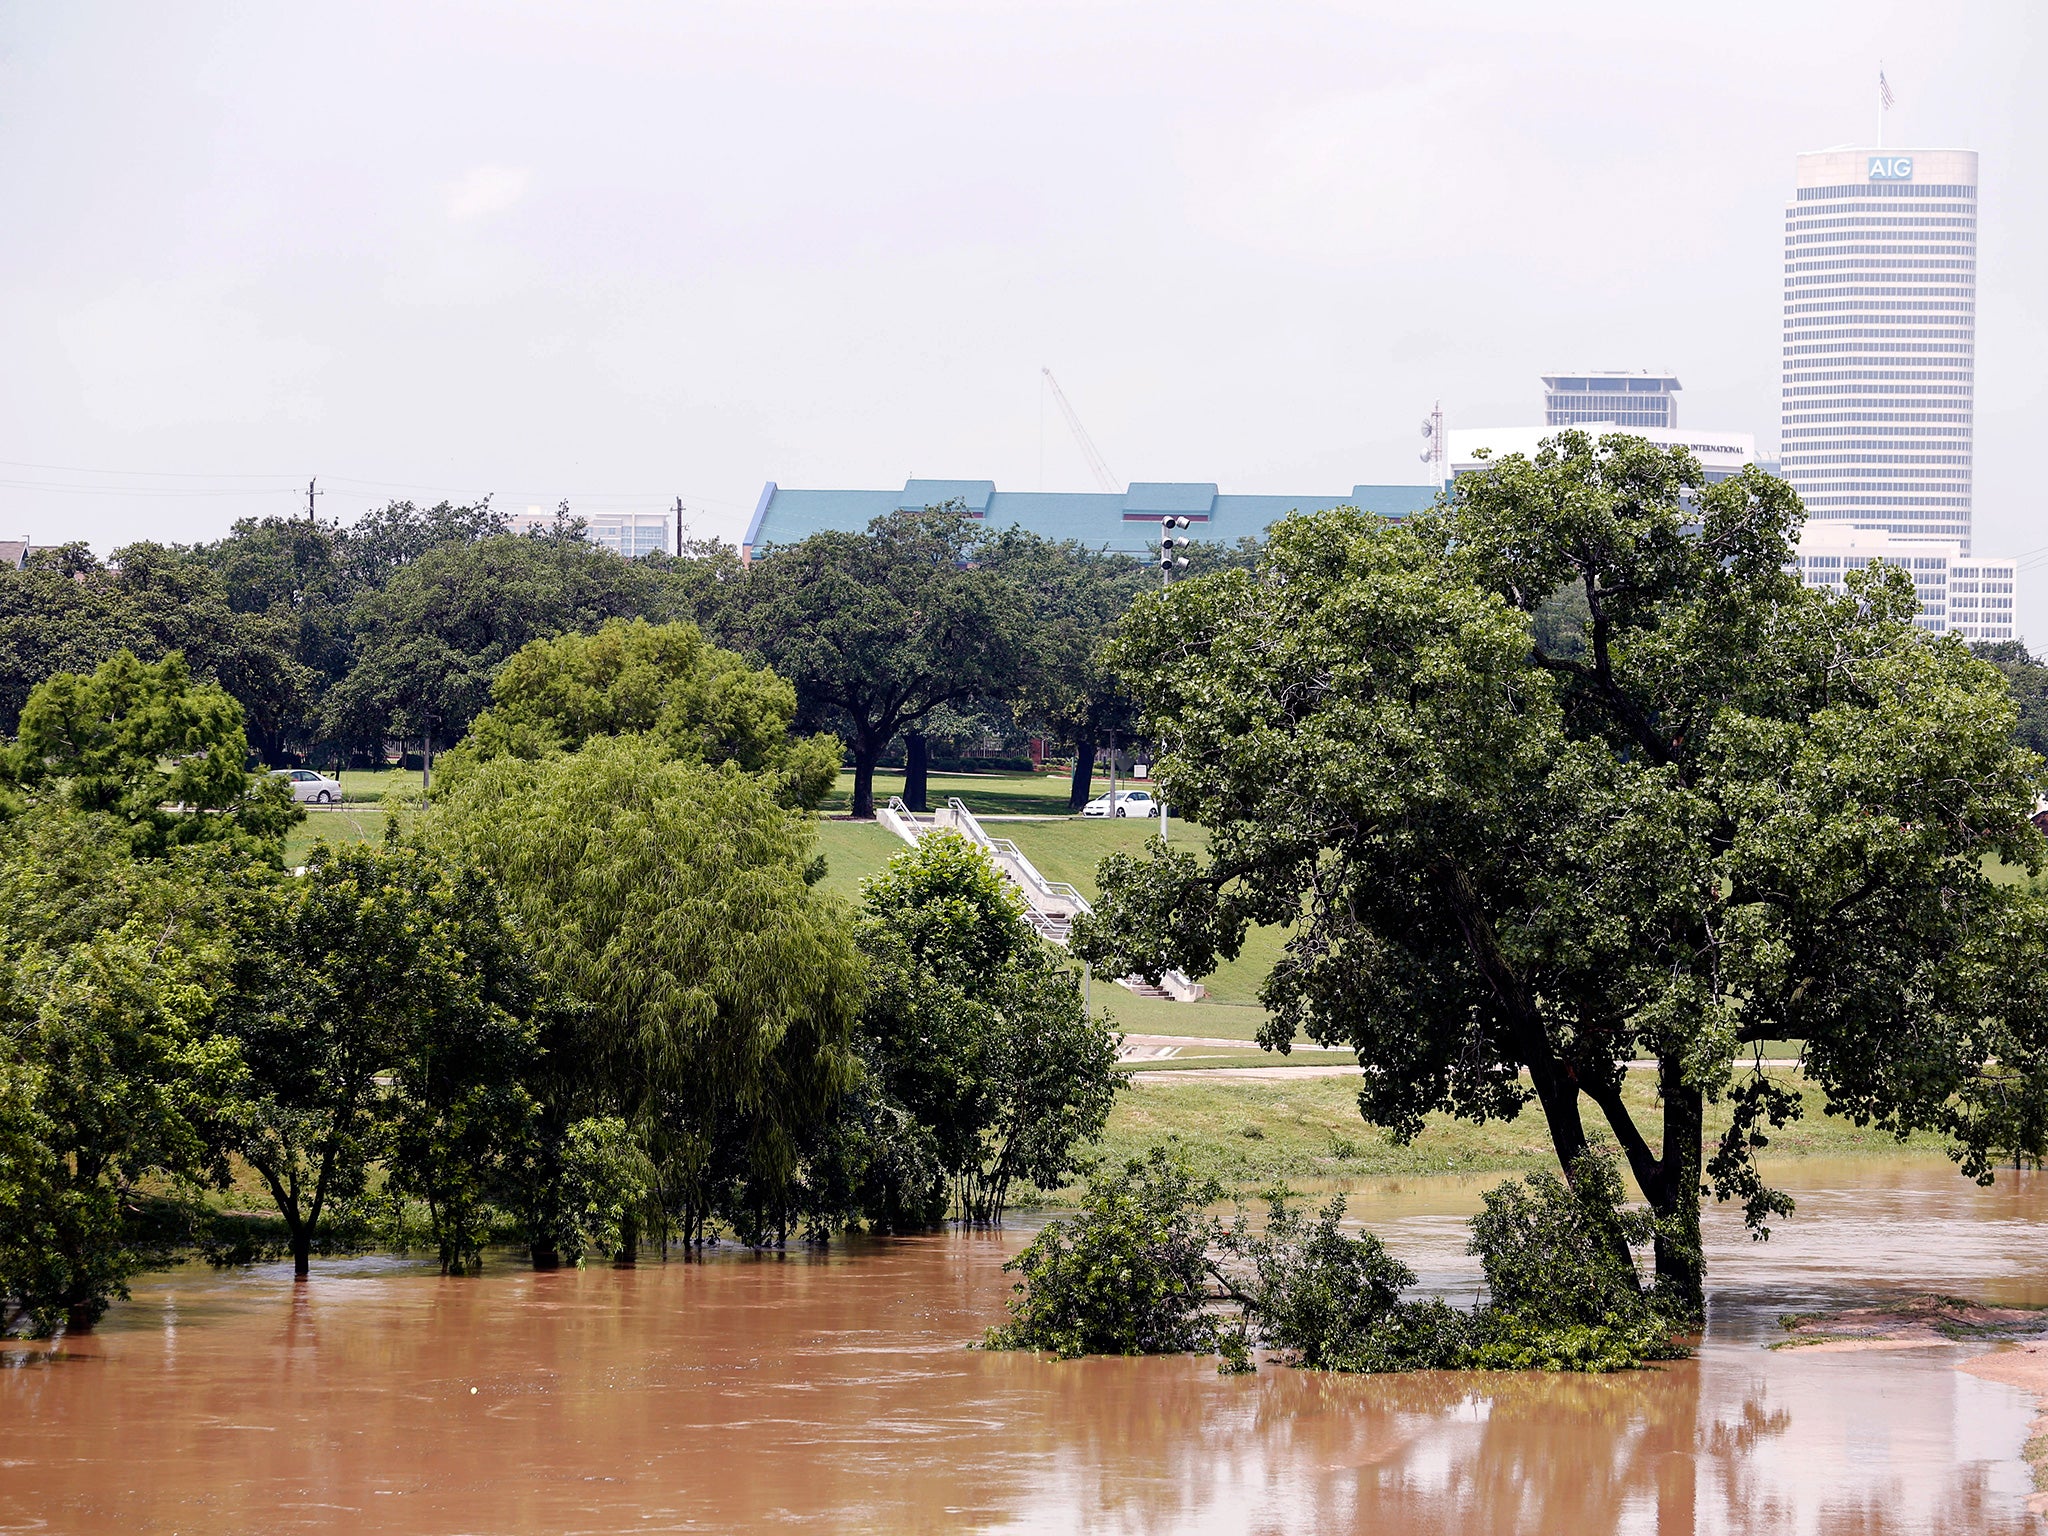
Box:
left=945, top=798, right=1093, bottom=914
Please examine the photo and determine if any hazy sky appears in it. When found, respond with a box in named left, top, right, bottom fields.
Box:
left=4, top=2, right=2044, bottom=628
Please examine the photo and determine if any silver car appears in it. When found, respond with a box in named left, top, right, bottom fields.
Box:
left=272, top=768, right=343, bottom=805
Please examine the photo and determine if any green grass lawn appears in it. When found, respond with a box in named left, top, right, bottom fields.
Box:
left=1046, top=1067, right=1951, bottom=1201
left=283, top=806, right=391, bottom=867
left=809, top=820, right=909, bottom=904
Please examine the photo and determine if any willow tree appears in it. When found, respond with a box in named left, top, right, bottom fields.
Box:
left=1074, top=434, right=2046, bottom=1314
left=425, top=733, right=862, bottom=1257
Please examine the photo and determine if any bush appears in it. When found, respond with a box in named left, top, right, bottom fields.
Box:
left=984, top=1142, right=1687, bottom=1374
left=983, top=1145, right=1221, bottom=1359
left=1463, top=1149, right=1688, bottom=1371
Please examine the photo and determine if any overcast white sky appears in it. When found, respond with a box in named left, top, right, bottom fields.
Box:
left=3, top=2, right=2044, bottom=630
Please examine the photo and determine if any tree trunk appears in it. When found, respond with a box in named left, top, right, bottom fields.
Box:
left=291, top=1230, right=312, bottom=1280
left=849, top=734, right=882, bottom=819
left=616, top=1215, right=639, bottom=1267
left=1647, top=1077, right=1706, bottom=1321
left=530, top=1244, right=562, bottom=1271
left=904, top=732, right=930, bottom=813
left=1068, top=736, right=1096, bottom=812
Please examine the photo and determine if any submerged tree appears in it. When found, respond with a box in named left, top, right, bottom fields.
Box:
left=0, top=812, right=253, bottom=1333
left=1075, top=434, right=2048, bottom=1314
left=851, top=834, right=1120, bottom=1224
left=222, top=839, right=535, bottom=1278
left=424, top=733, right=862, bottom=1258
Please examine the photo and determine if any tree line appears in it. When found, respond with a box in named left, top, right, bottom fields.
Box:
left=0, top=499, right=1236, bottom=814
left=0, top=624, right=1121, bottom=1336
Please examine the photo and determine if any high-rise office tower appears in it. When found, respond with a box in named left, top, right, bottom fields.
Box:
left=1780, top=148, right=1976, bottom=549
left=1542, top=371, right=1680, bottom=429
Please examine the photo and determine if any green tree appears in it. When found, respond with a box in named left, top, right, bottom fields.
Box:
left=439, top=617, right=840, bottom=809
left=1074, top=435, right=2046, bottom=1313
left=1973, top=640, right=2048, bottom=759
left=0, top=544, right=311, bottom=759
left=2, top=651, right=298, bottom=857
left=736, top=511, right=1034, bottom=818
left=983, top=1145, right=1221, bottom=1359
left=855, top=834, right=1120, bottom=1222
left=423, top=733, right=862, bottom=1258
left=222, top=838, right=534, bottom=1278
left=982, top=530, right=1149, bottom=811
left=0, top=811, right=252, bottom=1333
left=325, top=532, right=659, bottom=777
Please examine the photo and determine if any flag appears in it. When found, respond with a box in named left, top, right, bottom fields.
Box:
left=1880, top=71, right=1895, bottom=109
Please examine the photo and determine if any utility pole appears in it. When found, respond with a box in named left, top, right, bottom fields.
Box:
left=306, top=478, right=322, bottom=522
left=674, top=497, right=685, bottom=556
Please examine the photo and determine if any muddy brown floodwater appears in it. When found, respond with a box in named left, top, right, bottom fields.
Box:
left=4, top=1158, right=2046, bottom=1534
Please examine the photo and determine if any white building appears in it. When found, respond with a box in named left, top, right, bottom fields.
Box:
left=1447, top=424, right=1757, bottom=484
left=1792, top=524, right=2013, bottom=641
left=1780, top=148, right=1977, bottom=549
left=1542, top=371, right=1681, bottom=430
left=507, top=508, right=670, bottom=558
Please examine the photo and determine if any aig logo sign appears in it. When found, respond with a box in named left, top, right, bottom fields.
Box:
left=1869, top=155, right=1915, bottom=180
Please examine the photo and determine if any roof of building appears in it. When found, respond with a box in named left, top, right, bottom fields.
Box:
left=743, top=478, right=1443, bottom=557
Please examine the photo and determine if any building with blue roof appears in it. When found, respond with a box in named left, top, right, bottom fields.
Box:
left=741, top=478, right=1444, bottom=560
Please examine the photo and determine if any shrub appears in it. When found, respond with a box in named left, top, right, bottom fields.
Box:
left=983, top=1144, right=1220, bottom=1359
left=1463, top=1149, right=1688, bottom=1371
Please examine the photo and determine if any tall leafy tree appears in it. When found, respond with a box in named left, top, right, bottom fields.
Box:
left=2, top=650, right=297, bottom=857
left=1973, top=640, right=2048, bottom=759
left=423, top=733, right=862, bottom=1257
left=0, top=812, right=253, bottom=1333
left=1075, top=435, right=2046, bottom=1312
left=0, top=544, right=310, bottom=758
left=983, top=529, right=1149, bottom=811
left=324, top=532, right=658, bottom=774
left=853, top=834, right=1120, bottom=1223
left=736, top=511, right=1034, bottom=818
left=221, top=838, right=535, bottom=1278
left=440, top=617, right=841, bottom=810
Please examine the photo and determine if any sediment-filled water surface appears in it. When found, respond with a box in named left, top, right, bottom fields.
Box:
left=4, top=1159, right=2043, bottom=1534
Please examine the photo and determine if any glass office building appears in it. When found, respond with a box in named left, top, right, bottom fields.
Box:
left=1542, top=372, right=1680, bottom=429
left=1780, top=148, right=1977, bottom=549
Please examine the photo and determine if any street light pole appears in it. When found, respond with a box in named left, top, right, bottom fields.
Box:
left=1156, top=517, right=1192, bottom=841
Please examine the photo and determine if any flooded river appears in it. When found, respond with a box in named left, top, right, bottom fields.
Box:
left=4, top=1159, right=2044, bottom=1534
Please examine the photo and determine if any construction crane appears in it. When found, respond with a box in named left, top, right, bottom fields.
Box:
left=1041, top=368, right=1120, bottom=493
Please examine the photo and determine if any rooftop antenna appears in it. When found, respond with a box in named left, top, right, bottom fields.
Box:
left=1041, top=368, right=1121, bottom=493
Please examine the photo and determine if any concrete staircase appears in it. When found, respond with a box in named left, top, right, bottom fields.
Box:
left=878, top=796, right=1205, bottom=1002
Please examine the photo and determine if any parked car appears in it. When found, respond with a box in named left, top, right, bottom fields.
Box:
left=1081, top=789, right=1158, bottom=818
left=272, top=768, right=343, bottom=805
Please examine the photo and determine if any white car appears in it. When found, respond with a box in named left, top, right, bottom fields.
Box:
left=1081, top=789, right=1158, bottom=818
left=272, top=768, right=343, bottom=805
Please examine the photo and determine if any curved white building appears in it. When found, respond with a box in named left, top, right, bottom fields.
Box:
left=1780, top=148, right=1977, bottom=549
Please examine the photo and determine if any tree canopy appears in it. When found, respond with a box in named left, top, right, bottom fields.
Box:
left=422, top=733, right=863, bottom=1254
left=736, top=511, right=1035, bottom=818
left=440, top=617, right=840, bottom=809
left=847, top=834, right=1120, bottom=1224
left=1075, top=433, right=2048, bottom=1311
left=1, top=650, right=297, bottom=857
